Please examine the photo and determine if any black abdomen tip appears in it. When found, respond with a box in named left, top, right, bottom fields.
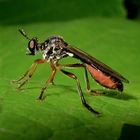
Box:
left=117, top=81, right=123, bottom=92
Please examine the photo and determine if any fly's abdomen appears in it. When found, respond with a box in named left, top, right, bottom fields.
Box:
left=86, top=64, right=123, bottom=91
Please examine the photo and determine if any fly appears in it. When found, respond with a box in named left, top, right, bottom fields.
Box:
left=12, top=29, right=129, bottom=115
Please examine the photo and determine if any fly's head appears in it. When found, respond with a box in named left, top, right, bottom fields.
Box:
left=19, top=29, right=40, bottom=55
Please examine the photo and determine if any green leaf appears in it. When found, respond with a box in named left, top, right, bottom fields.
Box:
left=0, top=18, right=140, bottom=140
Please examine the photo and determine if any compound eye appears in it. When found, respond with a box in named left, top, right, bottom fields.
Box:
left=29, top=40, right=35, bottom=50
left=27, top=39, right=36, bottom=55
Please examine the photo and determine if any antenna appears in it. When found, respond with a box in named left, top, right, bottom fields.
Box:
left=18, top=29, right=30, bottom=40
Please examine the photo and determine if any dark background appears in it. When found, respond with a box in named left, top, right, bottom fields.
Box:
left=0, top=0, right=140, bottom=25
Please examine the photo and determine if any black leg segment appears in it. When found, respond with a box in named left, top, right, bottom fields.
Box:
left=60, top=69, right=100, bottom=115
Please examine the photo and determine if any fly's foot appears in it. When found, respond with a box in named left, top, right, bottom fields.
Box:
left=37, top=95, right=46, bottom=101
left=49, top=81, right=55, bottom=85
left=11, top=78, right=28, bottom=90
left=11, top=80, right=20, bottom=84
left=87, top=89, right=105, bottom=96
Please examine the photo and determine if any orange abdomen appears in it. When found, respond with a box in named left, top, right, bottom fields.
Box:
left=86, top=64, right=123, bottom=91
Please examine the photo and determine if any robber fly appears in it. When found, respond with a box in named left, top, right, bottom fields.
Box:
left=12, top=29, right=129, bottom=115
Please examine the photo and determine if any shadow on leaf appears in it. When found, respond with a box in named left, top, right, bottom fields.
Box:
left=89, top=89, right=136, bottom=101
left=119, top=124, right=140, bottom=140
left=15, top=83, right=135, bottom=101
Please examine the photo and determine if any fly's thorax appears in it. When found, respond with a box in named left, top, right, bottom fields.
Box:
left=41, top=36, right=68, bottom=63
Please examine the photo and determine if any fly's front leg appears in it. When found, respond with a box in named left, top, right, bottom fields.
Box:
left=12, top=59, right=46, bottom=89
left=58, top=67, right=100, bottom=115
left=38, top=64, right=56, bottom=100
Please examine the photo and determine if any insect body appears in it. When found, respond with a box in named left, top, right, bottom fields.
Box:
left=12, top=29, right=129, bottom=115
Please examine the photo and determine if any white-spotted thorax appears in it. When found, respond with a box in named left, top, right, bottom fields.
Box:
left=40, top=36, right=73, bottom=64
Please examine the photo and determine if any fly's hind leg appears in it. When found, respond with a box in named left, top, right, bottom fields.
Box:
left=60, top=63, right=103, bottom=96
left=12, top=59, right=46, bottom=89
left=59, top=67, right=100, bottom=115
